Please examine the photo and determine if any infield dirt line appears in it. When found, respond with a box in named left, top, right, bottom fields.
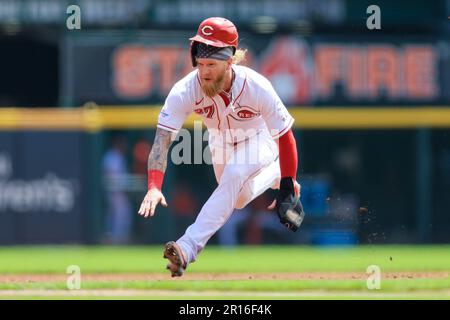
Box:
left=0, top=271, right=448, bottom=282
left=0, top=289, right=449, bottom=298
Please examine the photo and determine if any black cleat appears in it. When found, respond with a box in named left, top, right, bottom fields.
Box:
left=163, top=241, right=187, bottom=277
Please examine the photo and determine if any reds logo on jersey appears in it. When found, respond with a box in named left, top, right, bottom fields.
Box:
left=237, top=109, right=258, bottom=119
left=229, top=105, right=260, bottom=121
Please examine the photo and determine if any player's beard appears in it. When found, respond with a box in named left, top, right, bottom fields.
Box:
left=201, top=69, right=226, bottom=98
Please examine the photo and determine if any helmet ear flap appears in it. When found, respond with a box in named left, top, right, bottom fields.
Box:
left=191, top=41, right=199, bottom=67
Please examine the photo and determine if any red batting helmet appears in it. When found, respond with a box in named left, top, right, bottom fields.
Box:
left=190, top=17, right=238, bottom=67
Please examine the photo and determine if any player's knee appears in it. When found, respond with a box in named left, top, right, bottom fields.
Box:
left=235, top=185, right=252, bottom=209
left=221, top=167, right=247, bottom=184
left=235, top=198, right=247, bottom=209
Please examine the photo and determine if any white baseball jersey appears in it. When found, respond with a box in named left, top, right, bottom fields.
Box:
left=158, top=65, right=295, bottom=265
left=157, top=65, right=294, bottom=144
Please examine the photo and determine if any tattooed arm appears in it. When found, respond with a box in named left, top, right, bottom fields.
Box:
left=148, top=128, right=173, bottom=173
left=138, top=128, right=174, bottom=218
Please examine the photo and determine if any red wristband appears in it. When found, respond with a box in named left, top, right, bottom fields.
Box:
left=148, top=170, right=164, bottom=190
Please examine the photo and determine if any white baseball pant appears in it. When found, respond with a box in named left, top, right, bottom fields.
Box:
left=176, top=129, right=280, bottom=265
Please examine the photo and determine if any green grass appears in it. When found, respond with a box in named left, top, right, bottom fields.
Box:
left=0, top=294, right=448, bottom=300
left=0, top=245, right=448, bottom=299
left=0, top=278, right=449, bottom=292
left=0, top=245, right=449, bottom=273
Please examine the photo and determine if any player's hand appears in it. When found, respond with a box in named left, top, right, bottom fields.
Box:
left=138, top=188, right=168, bottom=218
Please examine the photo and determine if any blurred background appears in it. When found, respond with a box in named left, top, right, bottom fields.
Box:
left=0, top=0, right=449, bottom=246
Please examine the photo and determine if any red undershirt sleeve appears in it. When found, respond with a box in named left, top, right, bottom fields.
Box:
left=278, top=129, right=298, bottom=179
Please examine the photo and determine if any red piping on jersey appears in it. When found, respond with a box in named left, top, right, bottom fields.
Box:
left=215, top=93, right=233, bottom=141
left=226, top=116, right=233, bottom=142
left=234, top=76, right=247, bottom=104
left=219, top=92, right=230, bottom=107
left=211, top=98, right=221, bottom=130
left=195, top=97, right=204, bottom=105
left=220, top=92, right=233, bottom=141
left=157, top=123, right=177, bottom=131
left=278, top=129, right=298, bottom=179
left=272, top=117, right=294, bottom=139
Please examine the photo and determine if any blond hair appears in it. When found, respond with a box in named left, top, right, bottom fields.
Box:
left=232, top=49, right=247, bottom=65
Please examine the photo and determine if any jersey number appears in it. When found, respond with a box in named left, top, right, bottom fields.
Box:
left=194, top=105, right=214, bottom=119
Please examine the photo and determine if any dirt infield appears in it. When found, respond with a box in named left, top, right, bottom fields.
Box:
left=1, top=272, right=448, bottom=299
left=0, top=271, right=448, bottom=282
left=0, top=289, right=449, bottom=298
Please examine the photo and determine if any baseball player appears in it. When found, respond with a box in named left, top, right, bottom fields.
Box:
left=138, top=17, right=305, bottom=277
